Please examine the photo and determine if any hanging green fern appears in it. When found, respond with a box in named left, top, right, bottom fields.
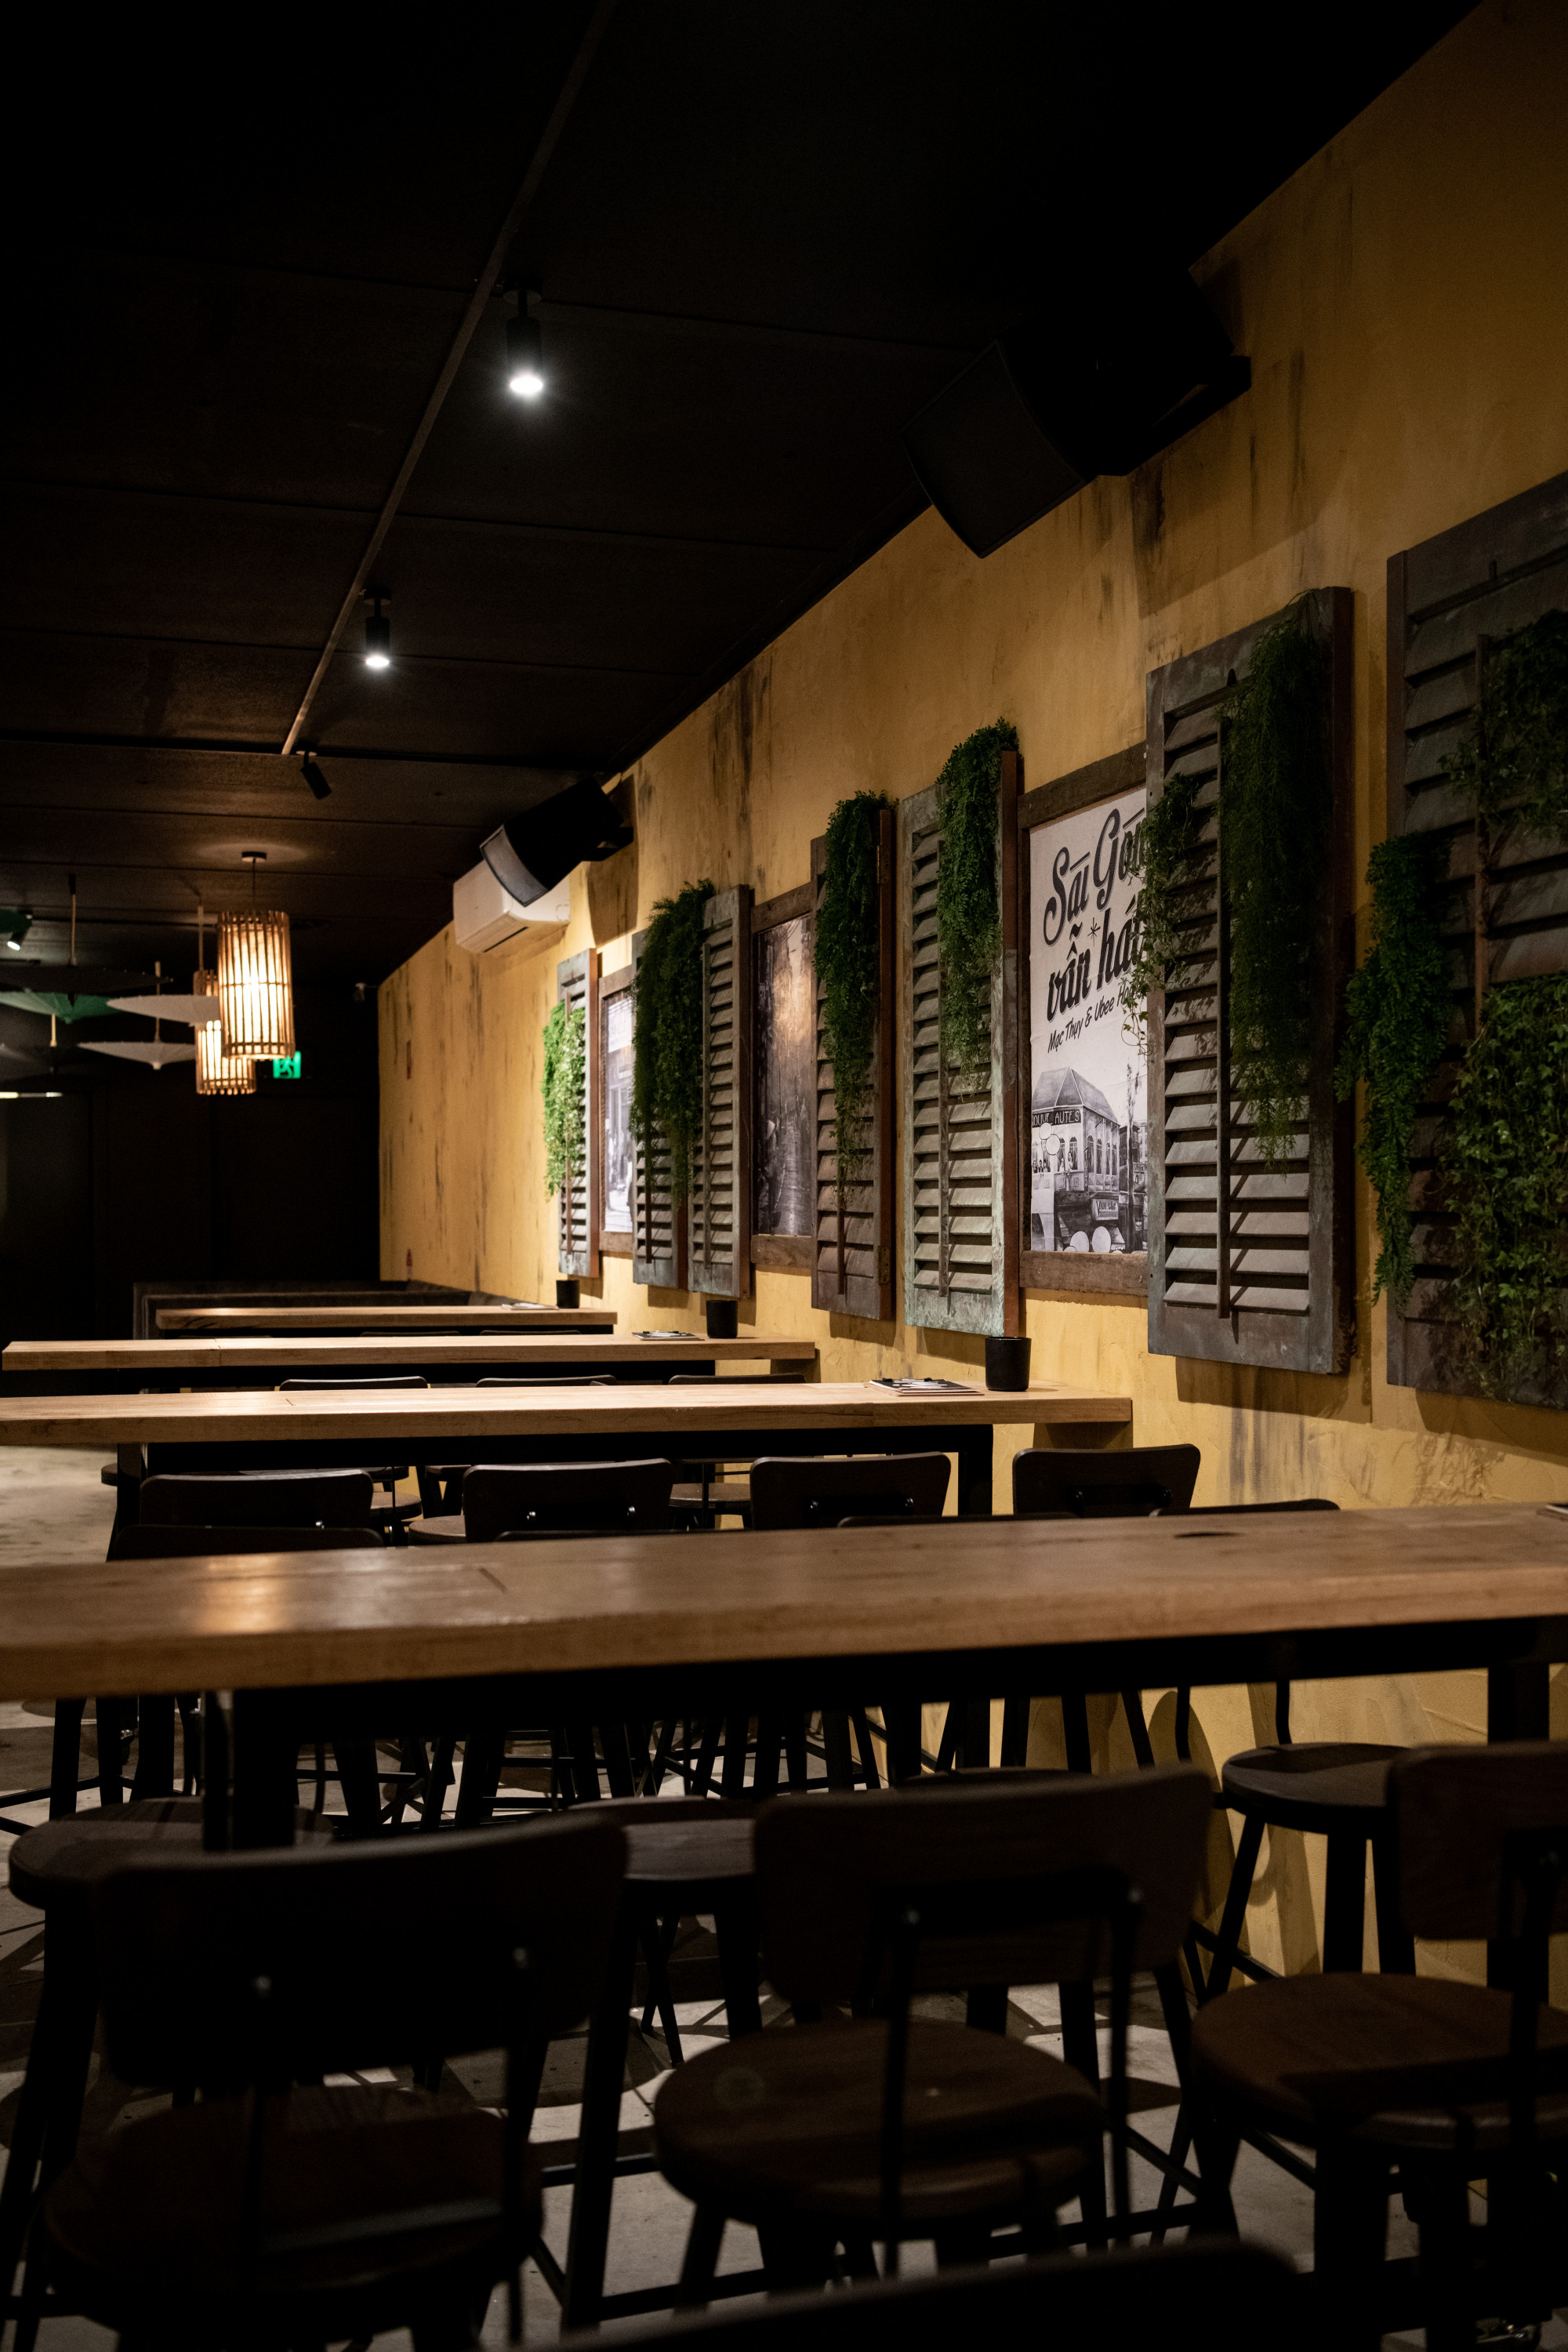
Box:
left=1443, top=608, right=1568, bottom=838
left=815, top=789, right=892, bottom=1203
left=1117, top=767, right=1205, bottom=1026
left=1221, top=597, right=1333, bottom=1165
left=936, top=718, right=1016, bottom=1075
left=540, top=998, right=585, bottom=1200
left=1440, top=972, right=1568, bottom=1398
left=1334, top=832, right=1454, bottom=1311
left=631, top=878, right=714, bottom=1205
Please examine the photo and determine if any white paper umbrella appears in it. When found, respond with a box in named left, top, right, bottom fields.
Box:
left=82, top=1040, right=198, bottom=1068
left=107, top=993, right=220, bottom=1025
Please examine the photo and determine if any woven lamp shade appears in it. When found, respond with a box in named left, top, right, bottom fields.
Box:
left=216, top=909, right=296, bottom=1058
left=192, top=969, right=256, bottom=1096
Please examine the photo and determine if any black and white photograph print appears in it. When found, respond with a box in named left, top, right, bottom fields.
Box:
left=753, top=914, right=815, bottom=1236
left=602, top=986, right=633, bottom=1232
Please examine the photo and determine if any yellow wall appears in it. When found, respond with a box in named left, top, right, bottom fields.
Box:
left=380, top=2, right=1568, bottom=1973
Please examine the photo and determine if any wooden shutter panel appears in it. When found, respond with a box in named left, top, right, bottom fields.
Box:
left=1385, top=469, right=1568, bottom=1403
left=898, top=749, right=1021, bottom=1338
left=630, top=926, right=688, bottom=1291
left=554, top=949, right=599, bottom=1281
left=812, top=811, right=895, bottom=1319
left=688, top=884, right=753, bottom=1298
left=1145, top=586, right=1353, bottom=1373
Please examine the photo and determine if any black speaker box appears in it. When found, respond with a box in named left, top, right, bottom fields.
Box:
left=902, top=268, right=1249, bottom=558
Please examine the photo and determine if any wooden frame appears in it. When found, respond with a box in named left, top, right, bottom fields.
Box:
left=1144, top=586, right=1355, bottom=1374
left=1018, top=742, right=1149, bottom=1297
left=688, top=884, right=753, bottom=1298
left=898, top=748, right=1021, bottom=1338
left=630, top=926, right=688, bottom=1291
left=750, top=880, right=817, bottom=1274
left=596, top=958, right=634, bottom=1258
left=554, top=949, right=599, bottom=1282
left=1385, top=469, right=1568, bottom=1405
left=811, top=811, right=896, bottom=1319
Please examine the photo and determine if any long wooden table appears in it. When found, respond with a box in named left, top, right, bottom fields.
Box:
left=3, top=1332, right=818, bottom=1389
left=155, top=1303, right=619, bottom=1333
left=0, top=1380, right=1128, bottom=1522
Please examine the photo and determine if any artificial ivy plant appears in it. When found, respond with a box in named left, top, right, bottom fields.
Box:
left=631, top=877, right=714, bottom=1204
left=1334, top=832, right=1453, bottom=1311
left=1439, top=971, right=1568, bottom=1398
left=815, top=789, right=891, bottom=1206
left=1120, top=596, right=1331, bottom=1167
left=1443, top=607, right=1568, bottom=837
left=540, top=998, right=585, bottom=1199
left=935, top=718, right=1017, bottom=1076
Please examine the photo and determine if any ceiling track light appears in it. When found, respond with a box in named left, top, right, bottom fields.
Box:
left=364, top=593, right=392, bottom=671
left=299, top=753, right=332, bottom=800
left=3, top=908, right=30, bottom=953
left=506, top=289, right=545, bottom=400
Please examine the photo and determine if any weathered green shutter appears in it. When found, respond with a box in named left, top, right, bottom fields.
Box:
left=554, top=949, right=598, bottom=1281
left=630, top=926, right=687, bottom=1291
left=688, top=884, right=753, bottom=1298
left=811, top=813, right=895, bottom=1319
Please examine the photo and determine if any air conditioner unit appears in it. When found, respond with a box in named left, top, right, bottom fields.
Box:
left=452, top=862, right=571, bottom=954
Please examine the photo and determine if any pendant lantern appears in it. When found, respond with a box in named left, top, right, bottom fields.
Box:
left=217, top=907, right=296, bottom=1058
left=193, top=967, right=256, bottom=1095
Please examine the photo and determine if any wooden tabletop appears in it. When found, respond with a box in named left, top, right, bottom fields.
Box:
left=5, top=1333, right=818, bottom=1375
left=0, top=1380, right=1129, bottom=1449
left=1, top=1504, right=1564, bottom=1700
left=155, top=1304, right=619, bottom=1332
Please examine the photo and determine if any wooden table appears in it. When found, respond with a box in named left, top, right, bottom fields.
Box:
left=3, top=1332, right=818, bottom=1390
left=0, top=1380, right=1128, bottom=1521
left=155, top=1304, right=619, bottom=1333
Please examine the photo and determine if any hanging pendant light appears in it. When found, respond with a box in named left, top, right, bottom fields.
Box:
left=194, top=909, right=256, bottom=1095
left=217, top=855, right=296, bottom=1058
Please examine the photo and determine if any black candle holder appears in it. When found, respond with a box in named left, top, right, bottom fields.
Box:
left=985, top=1334, right=1032, bottom=1392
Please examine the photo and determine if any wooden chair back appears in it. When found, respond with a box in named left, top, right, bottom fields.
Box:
left=1184, top=1499, right=1338, bottom=1516
left=139, top=1469, right=375, bottom=1527
left=1013, top=1443, right=1200, bottom=1518
left=755, top=1766, right=1210, bottom=2005
left=111, top=1526, right=385, bottom=1559
left=276, top=1375, right=430, bottom=1390
left=92, top=1813, right=626, bottom=2089
left=462, top=1458, right=675, bottom=1541
left=1392, top=1742, right=1568, bottom=1944
left=476, top=1374, right=615, bottom=1386
left=668, top=1369, right=811, bottom=1384
left=749, top=1453, right=950, bottom=1530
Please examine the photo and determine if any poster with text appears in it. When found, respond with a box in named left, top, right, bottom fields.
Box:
left=1028, top=786, right=1147, bottom=1257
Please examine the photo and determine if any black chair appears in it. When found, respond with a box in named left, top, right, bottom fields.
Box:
left=666, top=1368, right=811, bottom=1529
left=635, top=2240, right=1304, bottom=2352
left=652, top=1766, right=1213, bottom=2298
left=27, top=1813, right=626, bottom=2352
left=276, top=1376, right=429, bottom=1539
left=134, top=1467, right=377, bottom=1528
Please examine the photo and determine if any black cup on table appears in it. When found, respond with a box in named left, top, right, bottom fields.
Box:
left=556, top=1279, right=580, bottom=1309
left=984, top=1334, right=1031, bottom=1392
left=705, top=1298, right=739, bottom=1340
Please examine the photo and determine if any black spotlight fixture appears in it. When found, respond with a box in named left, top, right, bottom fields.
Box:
left=364, top=593, right=391, bottom=671
left=299, top=754, right=332, bottom=801
left=506, top=289, right=544, bottom=401
left=481, top=778, right=631, bottom=906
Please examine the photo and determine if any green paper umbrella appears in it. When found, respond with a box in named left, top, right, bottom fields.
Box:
left=0, top=990, right=114, bottom=1023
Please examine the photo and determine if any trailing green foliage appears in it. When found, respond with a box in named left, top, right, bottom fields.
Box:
left=631, top=878, right=714, bottom=1205
left=1334, top=833, right=1453, bottom=1311
left=540, top=998, right=585, bottom=1199
left=1440, top=972, right=1568, bottom=1398
left=1443, top=608, right=1568, bottom=838
left=815, top=790, right=892, bottom=1203
left=935, top=719, right=1017, bottom=1075
left=1117, top=768, right=1204, bottom=1025
left=1220, top=597, right=1333, bottom=1164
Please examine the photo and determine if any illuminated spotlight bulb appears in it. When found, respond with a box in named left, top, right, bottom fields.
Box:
left=364, top=596, right=391, bottom=670
left=506, top=310, right=545, bottom=400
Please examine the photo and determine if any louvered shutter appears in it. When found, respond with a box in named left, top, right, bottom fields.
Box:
left=630, top=926, right=688, bottom=1291
left=898, top=750, right=1021, bottom=1338
left=812, top=811, right=895, bottom=1319
left=688, top=884, right=753, bottom=1298
left=1385, top=469, right=1568, bottom=1403
left=554, top=949, right=598, bottom=1281
left=1145, top=586, right=1353, bottom=1372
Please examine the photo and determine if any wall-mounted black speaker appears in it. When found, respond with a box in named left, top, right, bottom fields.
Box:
left=902, top=268, right=1249, bottom=558
left=481, top=778, right=633, bottom=906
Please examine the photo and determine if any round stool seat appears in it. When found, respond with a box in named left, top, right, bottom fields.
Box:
left=10, top=1801, right=335, bottom=1922
left=1219, top=1743, right=1402, bottom=1835
left=654, top=2015, right=1098, bottom=2227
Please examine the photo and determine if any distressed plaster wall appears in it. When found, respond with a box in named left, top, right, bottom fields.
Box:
left=381, top=1, right=1568, bottom=1978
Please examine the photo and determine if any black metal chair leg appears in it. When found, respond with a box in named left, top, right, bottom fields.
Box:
left=563, top=1909, right=638, bottom=2328
left=637, top=1906, right=684, bottom=2063
left=1323, top=1832, right=1367, bottom=1973
left=674, top=2206, right=724, bottom=2310
left=48, top=1700, right=85, bottom=1818
left=1121, top=1690, right=1156, bottom=1769
left=129, top=1693, right=176, bottom=1799
left=1059, top=1978, right=1107, bottom=2248
left=453, top=1730, right=504, bottom=1828
left=1203, top=1812, right=1266, bottom=2002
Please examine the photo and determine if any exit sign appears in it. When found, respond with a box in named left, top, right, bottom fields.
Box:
left=270, top=1052, right=302, bottom=1080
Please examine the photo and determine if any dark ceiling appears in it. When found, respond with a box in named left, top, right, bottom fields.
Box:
left=0, top=2, right=1469, bottom=996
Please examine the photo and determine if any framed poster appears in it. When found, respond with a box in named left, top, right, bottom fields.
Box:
left=1019, top=743, right=1149, bottom=1295
left=751, top=882, right=815, bottom=1272
left=597, top=959, right=634, bottom=1257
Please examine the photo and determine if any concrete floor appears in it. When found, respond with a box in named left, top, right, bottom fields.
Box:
left=0, top=1448, right=1562, bottom=2349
